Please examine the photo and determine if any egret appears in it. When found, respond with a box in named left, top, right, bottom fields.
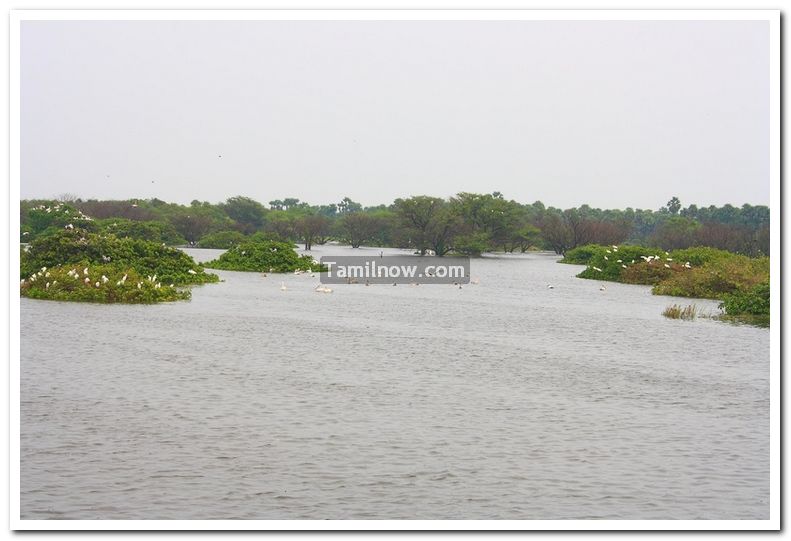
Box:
left=604, top=255, right=608, bottom=260
left=592, top=266, right=602, bottom=272
left=621, top=264, right=627, bottom=269
left=95, top=281, right=100, bottom=288
left=664, top=264, right=670, bottom=268
left=280, top=282, right=287, bottom=291
left=84, top=277, right=90, bottom=284
left=187, top=269, right=197, bottom=275
left=83, top=267, right=89, bottom=275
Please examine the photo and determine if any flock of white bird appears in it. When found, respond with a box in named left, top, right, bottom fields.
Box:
left=543, top=245, right=695, bottom=292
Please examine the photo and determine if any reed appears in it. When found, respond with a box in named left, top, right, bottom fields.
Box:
left=662, top=303, right=698, bottom=320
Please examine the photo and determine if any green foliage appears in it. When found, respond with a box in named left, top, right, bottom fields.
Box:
left=21, top=202, right=97, bottom=241
left=666, top=246, right=733, bottom=267
left=204, top=240, right=322, bottom=273
left=197, top=230, right=247, bottom=249
left=20, top=264, right=190, bottom=304
left=98, top=218, right=186, bottom=245
left=576, top=245, right=663, bottom=282
left=453, top=232, right=490, bottom=256
left=21, top=229, right=218, bottom=286
left=559, top=244, right=606, bottom=264
left=653, top=255, right=768, bottom=299
left=719, top=281, right=770, bottom=316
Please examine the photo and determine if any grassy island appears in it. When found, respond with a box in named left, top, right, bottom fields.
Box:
left=561, top=244, right=769, bottom=324
left=203, top=240, right=323, bottom=273
left=20, top=228, right=218, bottom=303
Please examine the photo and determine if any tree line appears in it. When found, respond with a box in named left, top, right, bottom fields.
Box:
left=21, top=193, right=770, bottom=257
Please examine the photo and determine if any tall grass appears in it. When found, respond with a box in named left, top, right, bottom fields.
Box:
left=662, top=304, right=698, bottom=320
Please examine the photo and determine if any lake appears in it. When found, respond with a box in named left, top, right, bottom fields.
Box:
left=20, top=245, right=769, bottom=520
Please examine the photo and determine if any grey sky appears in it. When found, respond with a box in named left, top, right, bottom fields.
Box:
left=21, top=19, right=769, bottom=209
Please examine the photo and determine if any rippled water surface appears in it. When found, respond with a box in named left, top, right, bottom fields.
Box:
left=20, top=246, right=769, bottom=520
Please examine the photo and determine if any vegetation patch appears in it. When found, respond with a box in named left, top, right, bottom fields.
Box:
left=197, top=230, right=247, bottom=249
left=204, top=240, right=323, bottom=273
left=21, top=229, right=218, bottom=286
left=662, top=304, right=698, bottom=320
left=21, top=264, right=190, bottom=304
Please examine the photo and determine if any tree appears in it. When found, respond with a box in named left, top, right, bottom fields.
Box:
left=295, top=214, right=331, bottom=251
left=662, top=196, right=682, bottom=215
left=222, top=196, right=266, bottom=232
left=393, top=196, right=446, bottom=255
left=338, top=213, right=380, bottom=248
left=337, top=197, right=363, bottom=214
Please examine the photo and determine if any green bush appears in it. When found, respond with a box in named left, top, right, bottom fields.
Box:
left=453, top=233, right=490, bottom=256
left=197, top=230, right=247, bottom=249
left=667, top=246, right=733, bottom=267
left=21, top=263, right=190, bottom=304
left=21, top=229, right=218, bottom=286
left=719, top=281, right=770, bottom=316
left=204, top=240, right=321, bottom=272
left=98, top=218, right=186, bottom=245
left=576, top=245, right=663, bottom=282
left=21, top=202, right=97, bottom=241
left=652, top=255, right=768, bottom=299
left=560, top=244, right=606, bottom=264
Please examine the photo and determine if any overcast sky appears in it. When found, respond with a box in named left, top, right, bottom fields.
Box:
left=20, top=19, right=769, bottom=209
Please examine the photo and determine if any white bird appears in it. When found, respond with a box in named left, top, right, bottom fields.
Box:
left=101, top=275, right=109, bottom=283
left=600, top=285, right=606, bottom=291
left=83, top=267, right=89, bottom=275
left=621, top=264, right=627, bottom=269
left=95, top=281, right=100, bottom=288
left=280, top=282, right=287, bottom=291
left=137, top=282, right=142, bottom=289
left=604, top=255, right=609, bottom=260
left=592, top=266, right=602, bottom=272
left=187, top=269, right=197, bottom=275
left=84, top=277, right=90, bottom=284
left=45, top=282, right=50, bottom=289
left=664, top=264, right=670, bottom=268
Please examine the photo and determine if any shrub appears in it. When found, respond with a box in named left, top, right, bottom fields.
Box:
left=197, top=230, right=247, bottom=249
left=453, top=233, right=491, bottom=256
left=98, top=219, right=186, bottom=245
left=204, top=240, right=321, bottom=272
left=719, top=281, right=770, bottom=316
left=652, top=255, right=768, bottom=299
left=20, top=229, right=218, bottom=286
left=20, top=264, right=190, bottom=304
left=576, top=245, right=663, bottom=282
left=560, top=244, right=606, bottom=264
left=667, top=246, right=733, bottom=267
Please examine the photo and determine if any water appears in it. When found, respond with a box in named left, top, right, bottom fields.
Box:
left=20, top=246, right=769, bottom=520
